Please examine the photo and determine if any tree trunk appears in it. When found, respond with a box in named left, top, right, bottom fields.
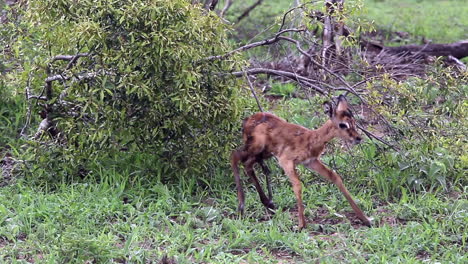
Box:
left=322, top=0, right=345, bottom=66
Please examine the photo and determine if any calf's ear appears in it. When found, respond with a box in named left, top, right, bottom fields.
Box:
left=336, top=95, right=349, bottom=112
left=323, top=101, right=334, bottom=118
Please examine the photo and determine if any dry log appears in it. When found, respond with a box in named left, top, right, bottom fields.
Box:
left=382, top=40, right=468, bottom=59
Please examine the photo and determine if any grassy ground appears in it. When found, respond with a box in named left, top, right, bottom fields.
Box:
left=228, top=0, right=468, bottom=43
left=0, top=162, right=466, bottom=263
left=363, top=0, right=468, bottom=43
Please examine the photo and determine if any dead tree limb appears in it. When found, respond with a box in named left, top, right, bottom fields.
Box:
left=383, top=40, right=468, bottom=59
left=445, top=55, right=467, bottom=72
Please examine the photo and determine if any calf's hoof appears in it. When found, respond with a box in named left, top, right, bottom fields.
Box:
left=237, top=204, right=245, bottom=215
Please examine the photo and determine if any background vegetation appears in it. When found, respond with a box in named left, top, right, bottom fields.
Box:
left=1, top=0, right=467, bottom=263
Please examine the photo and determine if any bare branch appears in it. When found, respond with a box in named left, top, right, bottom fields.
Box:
left=45, top=71, right=111, bottom=84
left=277, top=36, right=362, bottom=100
left=242, top=68, right=264, bottom=112
left=219, top=0, right=233, bottom=17
left=20, top=73, right=34, bottom=137
left=206, top=28, right=305, bottom=61
left=22, top=53, right=96, bottom=140
left=237, top=0, right=263, bottom=23
left=232, top=67, right=326, bottom=95
left=207, top=0, right=219, bottom=10
left=356, top=123, right=399, bottom=151
left=51, top=53, right=89, bottom=62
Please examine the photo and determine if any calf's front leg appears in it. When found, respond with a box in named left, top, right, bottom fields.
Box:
left=307, top=160, right=372, bottom=227
left=279, top=158, right=306, bottom=230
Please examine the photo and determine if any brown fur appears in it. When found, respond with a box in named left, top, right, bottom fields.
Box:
left=231, top=95, right=372, bottom=229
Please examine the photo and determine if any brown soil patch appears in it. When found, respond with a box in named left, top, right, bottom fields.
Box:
left=305, top=206, right=408, bottom=230
left=232, top=247, right=300, bottom=264
left=1, top=151, right=15, bottom=187
left=416, top=249, right=431, bottom=261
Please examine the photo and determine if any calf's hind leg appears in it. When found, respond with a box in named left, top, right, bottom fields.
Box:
left=244, top=157, right=275, bottom=211
left=231, top=149, right=248, bottom=214
left=257, top=157, right=274, bottom=203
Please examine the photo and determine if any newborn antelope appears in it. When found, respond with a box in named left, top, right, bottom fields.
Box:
left=231, top=95, right=372, bottom=229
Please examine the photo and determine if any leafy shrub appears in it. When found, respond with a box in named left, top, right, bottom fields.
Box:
left=7, top=0, right=248, bottom=182
left=349, top=66, right=467, bottom=198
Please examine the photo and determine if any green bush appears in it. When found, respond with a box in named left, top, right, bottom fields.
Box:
left=350, top=67, right=467, bottom=198
left=7, top=0, right=248, bottom=182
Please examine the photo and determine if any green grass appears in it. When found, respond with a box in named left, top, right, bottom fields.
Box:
left=227, top=0, right=468, bottom=44
left=362, top=0, right=468, bottom=43
left=0, top=165, right=466, bottom=263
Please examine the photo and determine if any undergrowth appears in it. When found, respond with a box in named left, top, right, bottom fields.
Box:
left=0, top=163, right=466, bottom=263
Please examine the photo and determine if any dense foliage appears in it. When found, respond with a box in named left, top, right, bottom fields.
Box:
left=4, top=0, right=247, bottom=181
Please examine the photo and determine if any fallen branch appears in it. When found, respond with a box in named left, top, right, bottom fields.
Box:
left=383, top=40, right=468, bottom=59
left=445, top=55, right=467, bottom=72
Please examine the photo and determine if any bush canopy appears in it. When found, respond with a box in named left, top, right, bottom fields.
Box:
left=7, top=0, right=247, bottom=179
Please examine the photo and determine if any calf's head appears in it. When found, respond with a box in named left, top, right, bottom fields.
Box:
left=324, top=95, right=362, bottom=145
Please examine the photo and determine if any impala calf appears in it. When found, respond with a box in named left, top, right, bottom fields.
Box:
left=231, top=95, right=372, bottom=229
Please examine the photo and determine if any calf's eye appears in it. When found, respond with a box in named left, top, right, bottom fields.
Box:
left=339, top=123, right=349, bottom=129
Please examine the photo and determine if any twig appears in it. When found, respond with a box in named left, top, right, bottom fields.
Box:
left=277, top=1, right=323, bottom=31
left=20, top=73, right=33, bottom=137
left=65, top=52, right=89, bottom=70
left=356, top=123, right=399, bottom=151
left=242, top=68, right=263, bottom=112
